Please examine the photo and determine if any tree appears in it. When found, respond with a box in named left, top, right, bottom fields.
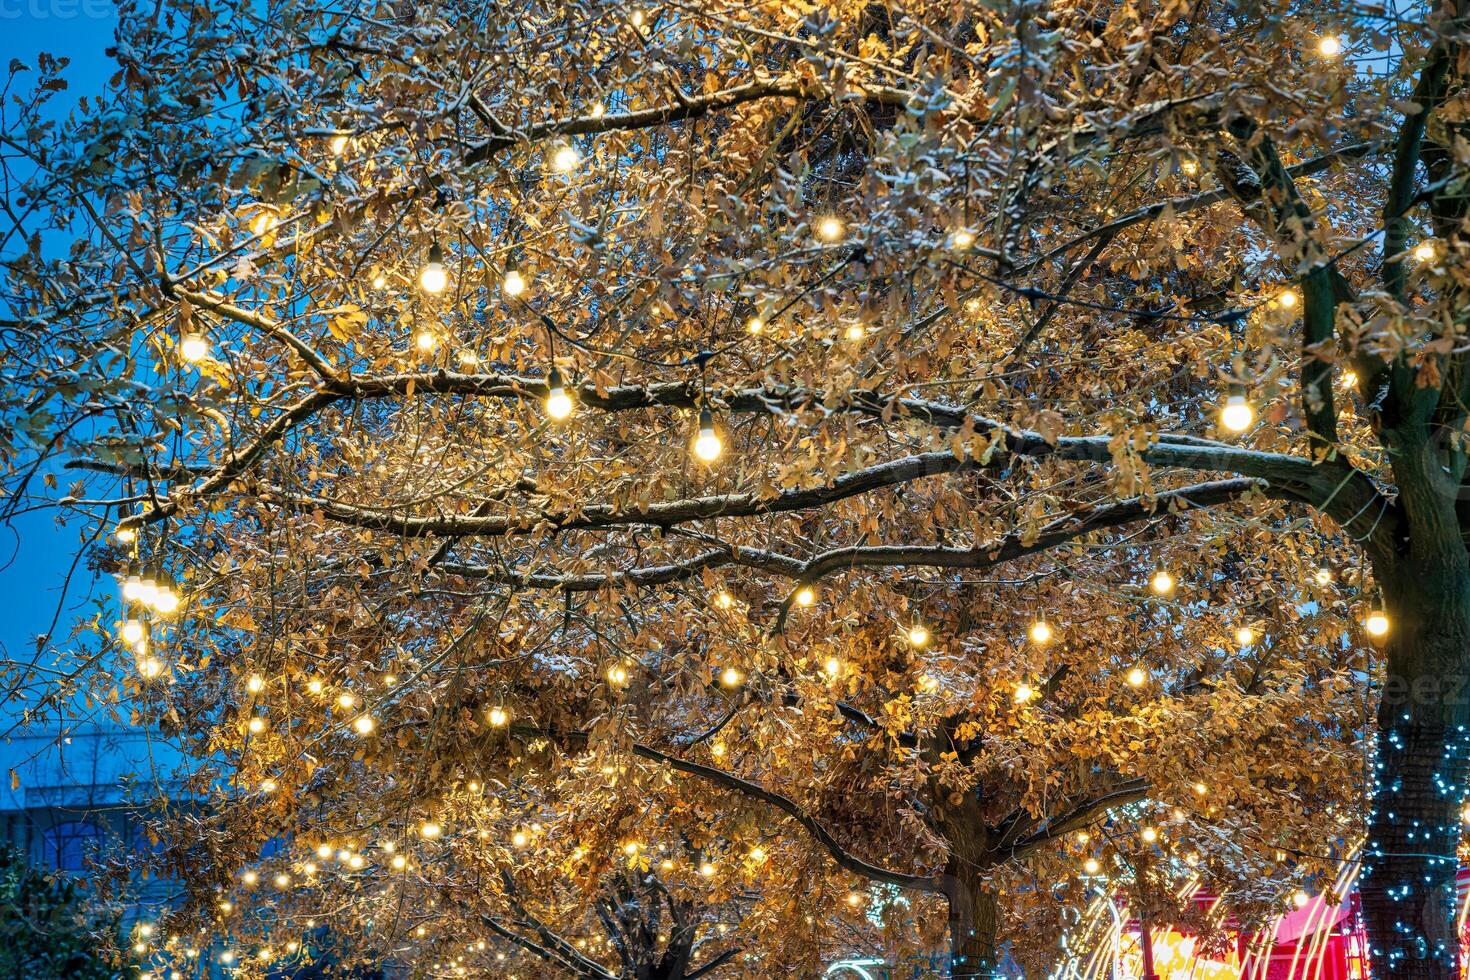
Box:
left=0, top=846, right=115, bottom=980
left=2, top=0, right=1466, bottom=976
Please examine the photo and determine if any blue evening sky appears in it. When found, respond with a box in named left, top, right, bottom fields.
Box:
left=1, top=5, right=118, bottom=670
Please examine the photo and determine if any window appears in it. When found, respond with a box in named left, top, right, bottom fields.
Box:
left=40, top=820, right=103, bottom=872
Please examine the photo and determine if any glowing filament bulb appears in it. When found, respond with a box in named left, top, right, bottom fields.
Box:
left=180, top=333, right=209, bottom=362
left=823, top=657, right=842, bottom=678
left=1314, top=567, right=1333, bottom=585
left=551, top=143, right=579, bottom=172
left=950, top=229, right=975, bottom=250
left=794, top=586, right=816, bottom=607
left=1028, top=620, right=1053, bottom=645
left=247, top=716, right=267, bottom=734
left=816, top=215, right=845, bottom=242
left=719, top=666, right=743, bottom=688
left=693, top=408, right=722, bottom=463
left=121, top=619, right=145, bottom=646
left=746, top=316, right=764, bottom=334
left=1293, top=889, right=1310, bottom=907
left=115, top=525, right=136, bottom=544
left=714, top=591, right=733, bottom=609
left=415, top=331, right=438, bottom=352
left=1083, top=858, right=1101, bottom=874
left=1149, top=564, right=1175, bottom=595
left=1278, top=288, right=1298, bottom=309
left=1318, top=35, right=1342, bottom=57
left=544, top=367, right=574, bottom=420
left=247, top=674, right=264, bottom=694
left=488, top=706, right=509, bottom=727
left=607, top=664, right=629, bottom=685
left=1414, top=242, right=1436, bottom=263
left=502, top=267, right=526, bottom=297
left=1365, top=609, right=1390, bottom=638
left=419, top=821, right=442, bottom=839
left=353, top=714, right=376, bottom=735
left=512, top=831, right=527, bottom=848
left=329, top=134, right=349, bottom=156
left=1180, top=159, right=1199, bottom=176
left=1126, top=667, right=1148, bottom=687
left=1235, top=625, right=1255, bottom=646
left=699, top=861, right=715, bottom=876
left=138, top=657, right=163, bottom=679
left=419, top=243, right=448, bottom=295
left=1220, top=393, right=1253, bottom=432
left=1014, top=683, right=1035, bottom=704
left=1141, top=826, right=1159, bottom=843
left=906, top=624, right=930, bottom=647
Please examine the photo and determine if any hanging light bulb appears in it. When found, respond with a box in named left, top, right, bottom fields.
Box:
left=512, top=830, right=528, bottom=848
left=487, top=706, right=509, bottom=727
left=714, top=590, right=734, bottom=609
left=1293, top=889, right=1311, bottom=908
left=329, top=133, right=350, bottom=156
left=180, top=332, right=209, bottom=363
left=247, top=674, right=265, bottom=694
left=693, top=408, right=723, bottom=463
left=502, top=263, right=527, bottom=297
left=906, top=624, right=930, bottom=647
left=371, top=272, right=388, bottom=290
left=745, top=316, right=764, bottom=334
left=1220, top=391, right=1254, bottom=433
left=551, top=143, right=580, bottom=172
left=1028, top=619, right=1053, bottom=645
left=419, top=821, right=442, bottom=839
left=1414, top=242, right=1437, bottom=263
left=136, top=567, right=160, bottom=607
left=794, top=585, right=816, bottom=607
left=1234, top=625, right=1255, bottom=646
left=1278, top=288, right=1298, bottom=309
left=1141, top=826, right=1159, bottom=843
left=121, top=563, right=146, bottom=603
left=114, top=525, right=137, bottom=544
left=720, top=666, right=742, bottom=687
left=419, top=242, right=448, bottom=295
left=151, top=571, right=180, bottom=615
left=815, top=215, right=845, bottom=242
left=1014, top=682, right=1036, bottom=704
left=950, top=229, right=975, bottom=250
left=138, top=656, right=164, bottom=679
left=544, top=367, right=574, bottom=420
left=248, top=716, right=267, bottom=734
left=1083, top=857, right=1101, bottom=875
left=121, top=618, right=145, bottom=646
left=353, top=714, right=376, bottom=735
left=1180, top=159, right=1199, bottom=176
left=414, top=330, right=438, bottom=353
left=1318, top=35, right=1342, bottom=57
left=1365, top=608, right=1390, bottom=638
left=1126, top=666, right=1148, bottom=687
left=1149, top=562, right=1175, bottom=595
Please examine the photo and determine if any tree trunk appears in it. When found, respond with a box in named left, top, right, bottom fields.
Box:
left=944, top=863, right=1000, bottom=979
left=1358, top=556, right=1470, bottom=980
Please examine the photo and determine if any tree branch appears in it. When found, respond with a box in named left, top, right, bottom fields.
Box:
left=629, top=743, right=942, bottom=894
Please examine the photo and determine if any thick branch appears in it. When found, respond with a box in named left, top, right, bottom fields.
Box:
left=629, top=743, right=942, bottom=894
